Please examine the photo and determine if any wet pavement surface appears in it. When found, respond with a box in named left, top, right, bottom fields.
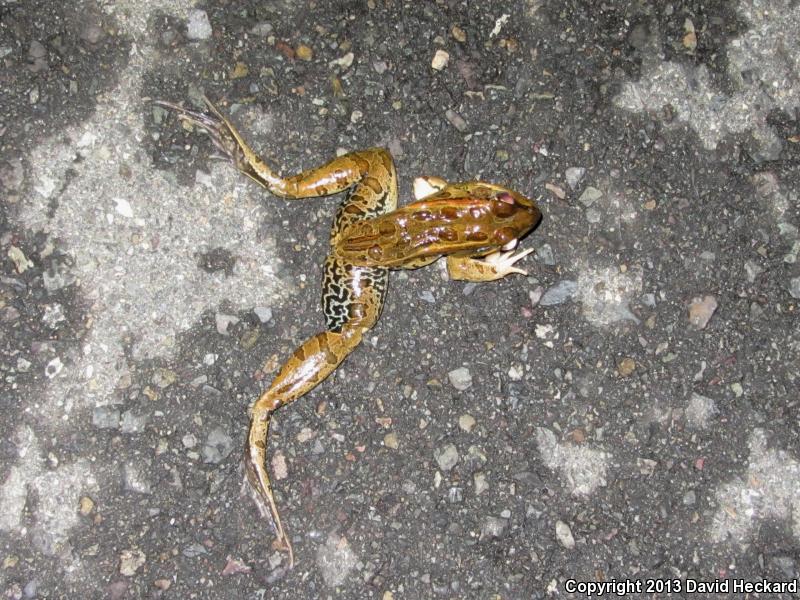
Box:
left=1, top=1, right=798, bottom=598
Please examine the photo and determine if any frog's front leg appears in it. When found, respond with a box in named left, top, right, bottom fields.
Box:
left=445, top=248, right=535, bottom=282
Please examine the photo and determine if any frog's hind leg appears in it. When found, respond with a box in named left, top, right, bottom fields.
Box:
left=246, top=320, right=368, bottom=568
left=157, top=97, right=399, bottom=204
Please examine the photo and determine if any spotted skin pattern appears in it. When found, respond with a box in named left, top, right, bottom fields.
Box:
left=156, top=97, right=541, bottom=567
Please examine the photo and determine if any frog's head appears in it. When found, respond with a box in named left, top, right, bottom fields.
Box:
left=427, top=181, right=542, bottom=252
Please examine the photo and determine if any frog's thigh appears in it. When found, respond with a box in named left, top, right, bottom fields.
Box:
left=394, top=255, right=439, bottom=270
left=332, top=152, right=398, bottom=232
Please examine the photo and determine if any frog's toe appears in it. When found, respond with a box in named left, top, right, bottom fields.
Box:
left=485, top=248, right=534, bottom=276
left=413, top=176, right=448, bottom=200
left=154, top=100, right=238, bottom=160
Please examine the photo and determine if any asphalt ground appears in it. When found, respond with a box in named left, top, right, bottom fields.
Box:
left=1, top=1, right=798, bottom=598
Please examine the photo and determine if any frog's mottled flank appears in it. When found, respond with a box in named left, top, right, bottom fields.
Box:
left=156, top=97, right=541, bottom=567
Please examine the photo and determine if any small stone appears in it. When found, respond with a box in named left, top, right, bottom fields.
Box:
left=0, top=158, right=24, bottom=191
left=93, top=406, right=120, bottom=429
left=152, top=368, right=177, bottom=388
left=80, top=22, right=104, bottom=44
left=384, top=432, right=399, bottom=449
left=120, top=410, right=149, bottom=434
left=387, top=139, right=403, bottom=157
left=445, top=109, right=467, bottom=132
left=688, top=295, right=718, bottom=329
left=417, top=290, right=436, bottom=303
left=480, top=516, right=507, bottom=539
left=448, top=367, right=472, bottom=390
left=272, top=452, right=288, bottom=480
left=683, top=19, right=697, bottom=51
left=431, top=49, right=450, bottom=70
left=221, top=556, right=251, bottom=576
left=685, top=393, right=717, bottom=429
left=231, top=61, right=249, bottom=79
left=79, top=496, right=95, bottom=515
left=535, top=244, right=555, bottom=265
left=529, top=286, right=544, bottom=307
left=730, top=382, right=743, bottom=397
left=253, top=306, right=272, bottom=323
left=434, top=443, right=459, bottom=471
left=123, top=463, right=152, bottom=494
left=585, top=207, right=602, bottom=223
left=555, top=520, right=575, bottom=549
left=789, top=276, right=800, bottom=300
left=45, top=357, right=63, bottom=379
left=350, top=110, right=363, bottom=124
left=545, top=182, right=566, bottom=199
left=539, top=280, right=577, bottom=305
left=42, top=303, right=65, bottom=328
left=250, top=22, right=273, bottom=36
left=617, top=357, right=636, bottom=377
left=28, top=40, right=46, bottom=59
left=451, top=25, right=466, bottom=42
left=154, top=579, right=172, bottom=591
left=565, top=167, right=586, bottom=190
left=507, top=364, right=524, bottom=380
left=330, top=52, right=354, bottom=69
left=578, top=186, right=602, bottom=207
left=186, top=9, right=212, bottom=40
left=458, top=414, right=476, bottom=432
left=119, top=549, right=146, bottom=576
left=202, top=427, right=233, bottom=464
left=783, top=240, right=800, bottom=264
left=8, top=246, right=33, bottom=273
left=296, top=427, right=315, bottom=443
left=744, top=261, right=763, bottom=283
left=182, top=543, right=208, bottom=558
left=473, top=472, right=489, bottom=495
left=215, top=313, right=239, bottom=335
left=182, top=433, right=197, bottom=449
left=296, top=44, right=313, bottom=61
left=683, top=490, right=696, bottom=505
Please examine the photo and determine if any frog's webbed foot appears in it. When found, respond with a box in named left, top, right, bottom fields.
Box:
left=154, top=98, right=246, bottom=165
left=446, top=247, right=534, bottom=282
left=483, top=247, right=534, bottom=276
left=244, top=410, right=295, bottom=569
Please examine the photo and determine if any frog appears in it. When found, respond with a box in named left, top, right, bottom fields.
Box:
left=156, top=97, right=542, bottom=567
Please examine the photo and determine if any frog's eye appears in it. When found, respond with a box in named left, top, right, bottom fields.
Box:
left=497, top=191, right=515, bottom=204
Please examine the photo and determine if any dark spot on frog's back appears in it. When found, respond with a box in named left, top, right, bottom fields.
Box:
left=197, top=247, right=237, bottom=276
left=440, top=206, right=460, bottom=221
left=368, top=245, right=383, bottom=260
left=491, top=200, right=515, bottom=219
left=437, top=227, right=459, bottom=242
left=491, top=227, right=517, bottom=245
left=466, top=230, right=489, bottom=242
